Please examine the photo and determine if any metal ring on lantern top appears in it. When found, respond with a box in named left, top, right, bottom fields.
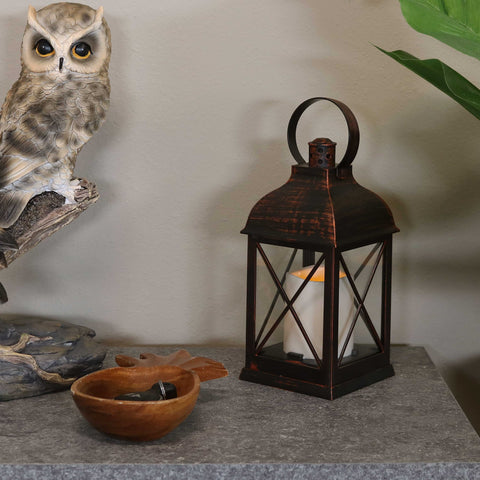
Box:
left=287, top=97, right=360, bottom=169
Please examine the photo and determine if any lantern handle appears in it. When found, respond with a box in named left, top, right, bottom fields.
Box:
left=287, top=97, right=360, bottom=168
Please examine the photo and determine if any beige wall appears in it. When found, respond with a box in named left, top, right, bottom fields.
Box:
left=1, top=1, right=479, bottom=430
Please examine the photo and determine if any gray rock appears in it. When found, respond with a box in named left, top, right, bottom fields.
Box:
left=0, top=316, right=106, bottom=401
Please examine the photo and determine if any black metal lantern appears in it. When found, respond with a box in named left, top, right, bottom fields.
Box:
left=240, top=98, right=399, bottom=399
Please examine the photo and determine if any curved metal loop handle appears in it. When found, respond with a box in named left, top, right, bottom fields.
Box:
left=287, top=97, right=360, bottom=168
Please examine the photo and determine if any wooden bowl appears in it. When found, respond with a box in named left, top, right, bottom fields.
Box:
left=71, top=365, right=200, bottom=441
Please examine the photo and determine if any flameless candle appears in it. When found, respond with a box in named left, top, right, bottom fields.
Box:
left=283, top=265, right=354, bottom=360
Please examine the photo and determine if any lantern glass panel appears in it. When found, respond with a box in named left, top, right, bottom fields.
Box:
left=339, top=243, right=384, bottom=366
left=282, top=253, right=327, bottom=365
left=254, top=244, right=304, bottom=353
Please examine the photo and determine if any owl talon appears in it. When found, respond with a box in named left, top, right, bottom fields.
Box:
left=63, top=195, right=77, bottom=205
left=74, top=186, right=90, bottom=203
left=57, top=181, right=80, bottom=205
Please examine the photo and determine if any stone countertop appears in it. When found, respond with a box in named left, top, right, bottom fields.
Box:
left=0, top=345, right=479, bottom=479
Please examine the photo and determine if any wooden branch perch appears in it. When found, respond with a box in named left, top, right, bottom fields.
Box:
left=1, top=178, right=99, bottom=271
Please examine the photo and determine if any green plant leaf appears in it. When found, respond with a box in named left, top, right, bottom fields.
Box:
left=378, top=47, right=480, bottom=119
left=399, top=0, right=480, bottom=60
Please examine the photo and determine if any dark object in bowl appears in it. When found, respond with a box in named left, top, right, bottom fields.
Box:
left=114, top=381, right=177, bottom=401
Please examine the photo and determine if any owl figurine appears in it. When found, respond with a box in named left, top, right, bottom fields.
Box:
left=0, top=3, right=111, bottom=250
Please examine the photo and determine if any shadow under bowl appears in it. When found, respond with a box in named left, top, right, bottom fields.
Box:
left=71, top=365, right=200, bottom=441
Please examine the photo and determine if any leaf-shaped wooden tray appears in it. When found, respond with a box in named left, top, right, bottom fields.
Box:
left=115, top=349, right=228, bottom=382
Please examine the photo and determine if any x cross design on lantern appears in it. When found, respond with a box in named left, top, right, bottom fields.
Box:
left=338, top=243, right=385, bottom=363
left=255, top=244, right=326, bottom=366
left=254, top=241, right=386, bottom=368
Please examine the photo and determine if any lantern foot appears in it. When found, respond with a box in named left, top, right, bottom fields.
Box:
left=239, top=363, right=394, bottom=400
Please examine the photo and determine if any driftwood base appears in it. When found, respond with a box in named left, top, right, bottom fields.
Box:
left=0, top=315, right=106, bottom=401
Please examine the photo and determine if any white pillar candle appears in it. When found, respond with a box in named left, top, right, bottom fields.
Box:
left=283, top=265, right=354, bottom=360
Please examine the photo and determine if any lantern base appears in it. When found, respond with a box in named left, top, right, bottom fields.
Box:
left=239, top=362, right=394, bottom=400
left=263, top=342, right=379, bottom=366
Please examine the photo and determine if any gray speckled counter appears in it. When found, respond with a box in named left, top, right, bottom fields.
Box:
left=0, top=346, right=479, bottom=480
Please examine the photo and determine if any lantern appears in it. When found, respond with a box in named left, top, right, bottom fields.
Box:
left=240, top=98, right=399, bottom=399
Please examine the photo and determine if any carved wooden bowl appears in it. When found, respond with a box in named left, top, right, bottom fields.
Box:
left=71, top=350, right=228, bottom=441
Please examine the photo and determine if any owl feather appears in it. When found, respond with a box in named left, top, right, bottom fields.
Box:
left=0, top=2, right=111, bottom=251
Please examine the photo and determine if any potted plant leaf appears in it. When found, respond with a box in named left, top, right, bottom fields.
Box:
left=378, top=0, right=480, bottom=120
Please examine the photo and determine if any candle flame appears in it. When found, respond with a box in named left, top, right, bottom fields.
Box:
left=290, top=265, right=346, bottom=282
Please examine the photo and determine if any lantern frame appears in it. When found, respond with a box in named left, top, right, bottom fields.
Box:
left=240, top=98, right=399, bottom=399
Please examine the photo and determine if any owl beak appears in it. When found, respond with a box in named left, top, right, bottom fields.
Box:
left=59, top=57, right=64, bottom=71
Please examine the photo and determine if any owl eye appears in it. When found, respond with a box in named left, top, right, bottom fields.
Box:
left=71, top=42, right=92, bottom=59
left=35, top=39, right=55, bottom=57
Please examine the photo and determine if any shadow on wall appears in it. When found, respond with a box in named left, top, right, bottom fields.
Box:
left=387, top=103, right=480, bottom=231
left=194, top=101, right=295, bottom=345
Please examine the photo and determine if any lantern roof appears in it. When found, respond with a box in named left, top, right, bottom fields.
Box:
left=241, top=159, right=398, bottom=249
left=241, top=98, right=399, bottom=249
